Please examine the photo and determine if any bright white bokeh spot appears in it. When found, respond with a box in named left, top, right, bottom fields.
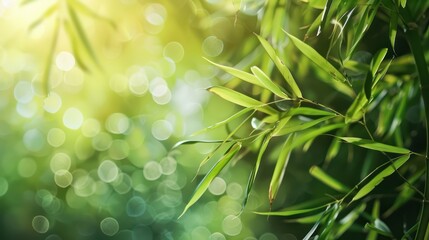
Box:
left=23, top=129, right=45, bottom=152
left=226, top=182, right=243, bottom=200
left=47, top=128, right=66, bottom=147
left=50, top=152, right=71, bottom=173
left=81, top=118, right=101, bottom=137
left=222, top=215, right=242, bottom=236
left=32, top=215, right=49, bottom=233
left=106, top=113, right=130, bottom=134
left=43, top=92, right=62, bottom=113
left=0, top=177, right=8, bottom=197
left=55, top=51, right=75, bottom=71
left=202, top=36, right=224, bottom=57
left=16, top=102, right=38, bottom=118
left=160, top=157, right=177, bottom=175
left=100, top=217, right=119, bottom=236
left=210, top=232, right=226, bottom=240
left=151, top=120, right=173, bottom=140
left=98, top=160, right=119, bottom=183
left=145, top=3, right=166, bottom=26
left=209, top=177, right=226, bottom=195
left=143, top=161, right=162, bottom=181
left=128, top=69, right=149, bottom=96
left=54, top=170, right=73, bottom=188
left=63, top=107, right=84, bottom=130
left=163, top=42, right=184, bottom=62
left=14, top=81, right=33, bottom=104
left=18, top=158, right=37, bottom=178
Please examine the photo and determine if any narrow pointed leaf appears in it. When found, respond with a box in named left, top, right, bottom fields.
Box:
left=41, top=19, right=60, bottom=94
left=338, top=137, right=410, bottom=154
left=172, top=139, right=229, bottom=149
left=285, top=31, right=350, bottom=85
left=309, top=166, right=350, bottom=193
left=251, top=66, right=290, bottom=99
left=68, top=0, right=116, bottom=28
left=364, top=219, right=393, bottom=237
left=352, top=154, right=410, bottom=202
left=345, top=91, right=367, bottom=123
left=204, top=58, right=262, bottom=87
left=29, top=3, right=57, bottom=30
left=179, top=142, right=241, bottom=218
left=370, top=48, right=388, bottom=78
left=287, top=107, right=337, bottom=116
left=208, top=86, right=277, bottom=115
left=290, top=123, right=345, bottom=150
left=389, top=9, right=398, bottom=49
left=255, top=204, right=327, bottom=216
left=274, top=115, right=336, bottom=136
left=192, top=108, right=254, bottom=135
left=269, top=134, right=294, bottom=204
left=255, top=34, right=302, bottom=98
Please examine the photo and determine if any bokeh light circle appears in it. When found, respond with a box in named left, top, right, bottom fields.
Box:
left=63, top=107, right=84, bottom=130
left=18, top=157, right=37, bottom=177
left=47, top=128, right=66, bottom=147
left=202, top=36, right=224, bottom=57
left=54, top=170, right=73, bottom=188
left=43, top=92, right=62, bottom=113
left=163, top=42, right=184, bottom=62
left=50, top=152, right=71, bottom=173
left=98, top=160, right=119, bottom=183
left=151, top=120, right=173, bottom=140
left=222, top=215, right=242, bottom=236
left=126, top=196, right=146, bottom=217
left=208, top=177, right=226, bottom=195
left=32, top=215, right=49, bottom=233
left=143, top=161, right=162, bottom=181
left=106, top=113, right=130, bottom=134
left=55, top=51, right=75, bottom=71
left=100, top=217, right=119, bottom=236
left=0, top=177, right=9, bottom=197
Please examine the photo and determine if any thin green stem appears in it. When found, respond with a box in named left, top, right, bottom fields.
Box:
left=404, top=19, right=429, bottom=240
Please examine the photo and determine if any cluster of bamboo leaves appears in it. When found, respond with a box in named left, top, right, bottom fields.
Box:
left=179, top=0, right=429, bottom=239
left=22, top=0, right=114, bottom=94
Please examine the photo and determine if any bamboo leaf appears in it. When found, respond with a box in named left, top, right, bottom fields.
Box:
left=172, top=139, right=229, bottom=149
left=274, top=115, right=336, bottom=136
left=179, top=142, right=241, bottom=218
left=41, top=19, right=60, bottom=94
left=285, top=31, right=350, bottom=85
left=291, top=123, right=346, bottom=151
left=389, top=9, right=398, bottom=49
left=192, top=108, right=254, bottom=135
left=309, top=166, right=350, bottom=193
left=255, top=204, right=327, bottom=216
left=370, top=48, right=388, bottom=78
left=29, top=3, right=57, bottom=30
left=352, top=154, right=410, bottom=202
left=334, top=204, right=366, bottom=238
left=205, top=58, right=263, bottom=87
left=251, top=66, right=290, bottom=99
left=338, top=137, right=410, bottom=154
left=345, top=91, right=367, bottom=123
left=255, top=34, right=303, bottom=98
left=208, top=86, right=277, bottom=115
left=68, top=0, right=117, bottom=28
left=269, top=134, right=294, bottom=205
left=286, top=107, right=337, bottom=116
left=317, top=0, right=333, bottom=36
left=364, top=219, right=394, bottom=238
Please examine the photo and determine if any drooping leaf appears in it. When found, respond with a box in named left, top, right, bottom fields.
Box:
left=68, top=0, right=117, bottom=28
left=251, top=66, right=290, bottom=99
left=338, top=137, right=410, bottom=154
left=289, top=123, right=346, bottom=151
left=286, top=107, right=337, bottom=117
left=352, top=154, right=410, bottom=202
left=370, top=48, right=388, bottom=78
left=192, top=108, right=254, bottom=135
left=172, top=139, right=230, bottom=149
left=345, top=91, right=368, bottom=123
left=309, top=166, right=350, bottom=193
left=29, top=3, right=58, bottom=30
left=41, top=19, right=60, bottom=94
left=334, top=203, right=366, bottom=238
left=208, top=86, right=278, bottom=115
left=255, top=34, right=303, bottom=98
left=285, top=31, right=350, bottom=86
left=255, top=204, right=327, bottom=216
left=364, top=219, right=394, bottom=238
left=389, top=8, right=398, bottom=49
left=269, top=134, right=294, bottom=205
left=205, top=58, right=263, bottom=87
left=317, top=0, right=333, bottom=36
left=274, top=115, right=336, bottom=136
left=179, top=142, right=241, bottom=218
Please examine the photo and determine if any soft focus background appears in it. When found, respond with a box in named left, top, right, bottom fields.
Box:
left=0, top=0, right=287, bottom=239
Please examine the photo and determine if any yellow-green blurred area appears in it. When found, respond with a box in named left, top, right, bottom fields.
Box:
left=0, top=0, right=285, bottom=239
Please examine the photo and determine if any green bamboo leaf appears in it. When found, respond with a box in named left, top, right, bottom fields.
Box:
left=352, top=154, right=410, bottom=202
left=172, top=139, right=229, bottom=149
left=285, top=31, right=350, bottom=86
left=370, top=48, right=388, bottom=78
left=192, top=108, right=254, bottom=135
left=28, top=3, right=57, bottom=31
left=208, top=86, right=277, bottom=115
left=345, top=91, right=367, bottom=123
left=338, top=137, right=410, bottom=154
left=41, top=19, right=60, bottom=94
left=364, top=219, right=394, bottom=238
left=317, top=0, right=333, bottom=36
left=305, top=12, right=323, bottom=39
left=67, top=5, right=100, bottom=68
left=269, top=134, right=294, bottom=205
left=274, top=115, right=336, bottom=136
left=400, top=0, right=406, bottom=8
left=290, top=123, right=346, bottom=151
left=309, top=166, right=350, bottom=193
left=68, top=0, right=117, bottom=28
left=204, top=58, right=263, bottom=87
left=255, top=34, right=303, bottom=98
left=251, top=66, right=290, bottom=99
left=255, top=204, right=327, bottom=216
left=64, top=20, right=91, bottom=72
left=179, top=142, right=242, bottom=218
left=334, top=204, right=366, bottom=238
left=367, top=199, right=380, bottom=240
left=287, top=107, right=337, bottom=116
left=389, top=9, right=398, bottom=49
